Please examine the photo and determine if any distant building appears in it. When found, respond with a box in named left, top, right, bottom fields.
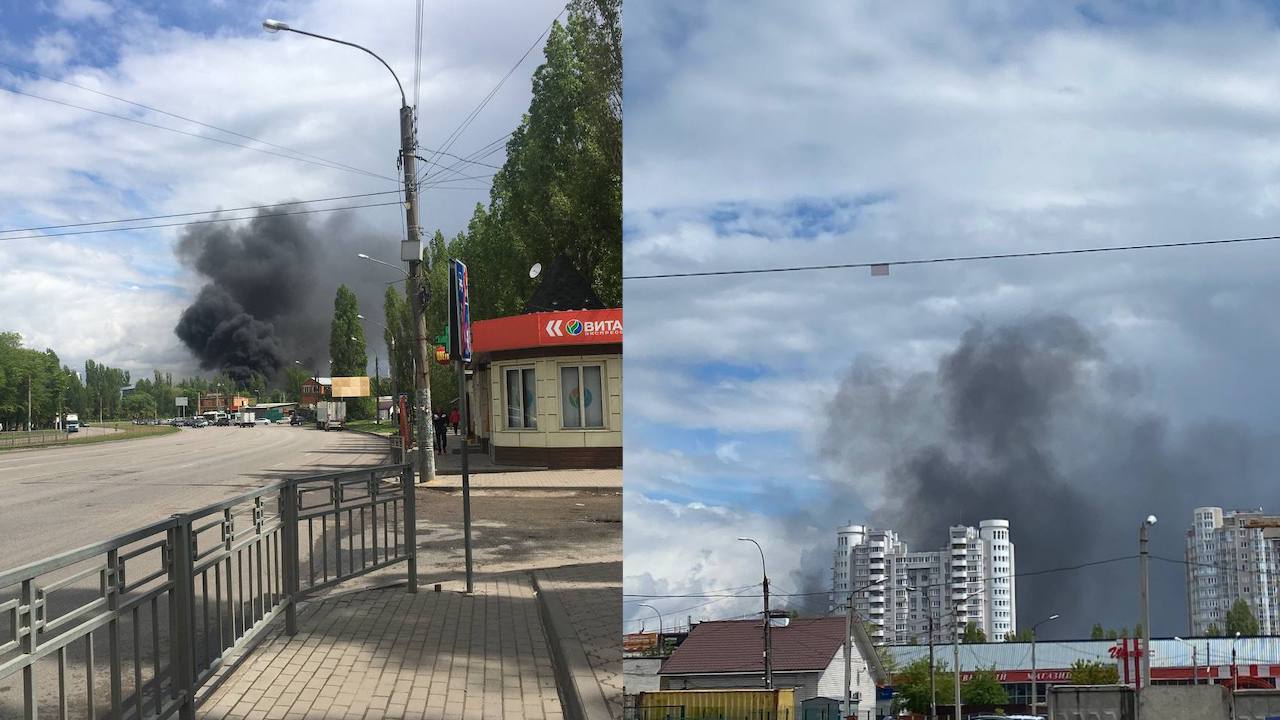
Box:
left=655, top=618, right=876, bottom=717
left=299, top=377, right=331, bottom=408
left=198, top=393, right=255, bottom=413
left=832, top=519, right=1016, bottom=644
left=1185, top=506, right=1280, bottom=635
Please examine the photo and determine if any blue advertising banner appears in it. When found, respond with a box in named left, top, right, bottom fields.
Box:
left=448, top=259, right=472, bottom=363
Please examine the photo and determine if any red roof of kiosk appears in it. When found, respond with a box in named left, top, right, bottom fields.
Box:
left=472, top=308, right=622, bottom=353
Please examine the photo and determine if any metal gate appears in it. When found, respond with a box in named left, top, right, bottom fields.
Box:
left=0, top=462, right=416, bottom=719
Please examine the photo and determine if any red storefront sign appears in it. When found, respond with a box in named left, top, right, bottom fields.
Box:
left=472, top=309, right=622, bottom=353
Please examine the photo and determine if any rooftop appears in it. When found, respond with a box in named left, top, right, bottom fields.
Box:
left=659, top=618, right=845, bottom=676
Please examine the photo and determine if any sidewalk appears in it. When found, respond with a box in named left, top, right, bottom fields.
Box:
left=198, top=576, right=562, bottom=720
left=534, top=562, right=623, bottom=720
left=196, top=470, right=622, bottom=720
left=426, top=467, right=622, bottom=491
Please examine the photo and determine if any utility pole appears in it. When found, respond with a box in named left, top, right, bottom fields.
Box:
left=844, top=590, right=852, bottom=720
left=400, top=104, right=436, bottom=483
left=738, top=537, right=772, bottom=689
left=953, top=616, right=961, bottom=720
left=928, top=607, right=936, bottom=720
left=1139, top=515, right=1156, bottom=708
left=27, top=373, right=32, bottom=431
left=374, top=355, right=381, bottom=424
left=261, top=19, right=435, bottom=482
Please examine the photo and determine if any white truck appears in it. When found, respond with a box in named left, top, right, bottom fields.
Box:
left=315, top=401, right=346, bottom=431
left=235, top=411, right=256, bottom=427
left=65, top=413, right=79, bottom=433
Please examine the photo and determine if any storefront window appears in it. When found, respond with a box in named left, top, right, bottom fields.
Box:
left=561, top=364, right=605, bottom=428
left=505, top=367, right=536, bottom=429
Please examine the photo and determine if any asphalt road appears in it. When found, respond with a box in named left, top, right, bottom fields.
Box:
left=0, top=425, right=391, bottom=571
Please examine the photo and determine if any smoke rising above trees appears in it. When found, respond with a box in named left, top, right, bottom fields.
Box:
left=818, top=314, right=1278, bottom=638
left=173, top=208, right=398, bottom=387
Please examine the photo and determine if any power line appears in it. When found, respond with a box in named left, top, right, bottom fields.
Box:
left=0, top=61, right=394, bottom=183
left=0, top=190, right=401, bottom=234
left=2, top=86, right=399, bottom=183
left=622, top=233, right=1280, bottom=280
left=420, top=6, right=562, bottom=174
left=422, top=130, right=512, bottom=183
left=623, top=555, right=1138, bottom=600
left=0, top=200, right=402, bottom=243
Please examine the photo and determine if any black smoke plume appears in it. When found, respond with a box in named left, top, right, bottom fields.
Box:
left=174, top=206, right=399, bottom=385
left=816, top=314, right=1278, bottom=639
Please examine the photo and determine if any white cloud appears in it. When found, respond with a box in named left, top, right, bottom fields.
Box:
left=2, top=0, right=562, bottom=374
left=52, top=0, right=113, bottom=22
left=32, top=30, right=75, bottom=68
left=714, top=441, right=740, bottom=464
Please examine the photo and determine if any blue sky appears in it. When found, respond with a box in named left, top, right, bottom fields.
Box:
left=0, top=0, right=561, bottom=377
left=623, top=0, right=1280, bottom=638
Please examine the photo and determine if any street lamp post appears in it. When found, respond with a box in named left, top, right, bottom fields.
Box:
left=265, top=20, right=435, bottom=485
left=737, top=537, right=772, bottom=689
left=1174, top=637, right=1198, bottom=685
left=1030, top=613, right=1061, bottom=715
left=636, top=603, right=663, bottom=637
left=1140, top=515, right=1157, bottom=700
left=358, top=312, right=398, bottom=402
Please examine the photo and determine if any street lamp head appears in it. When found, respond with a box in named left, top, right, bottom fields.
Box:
left=529, top=262, right=542, bottom=279
left=262, top=19, right=289, bottom=33
left=736, top=536, right=751, bottom=542
left=1049, top=614, right=1060, bottom=621
left=357, top=314, right=366, bottom=319
left=1145, top=514, right=1158, bottom=526
left=357, top=253, right=371, bottom=260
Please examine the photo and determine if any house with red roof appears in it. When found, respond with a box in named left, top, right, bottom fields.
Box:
left=656, top=618, right=877, bottom=717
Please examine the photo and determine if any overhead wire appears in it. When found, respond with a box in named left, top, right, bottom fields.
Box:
left=0, top=60, right=393, bottom=183
left=0, top=201, right=403, bottom=242
left=1, top=86, right=397, bottom=184
left=419, top=8, right=564, bottom=175
left=0, top=190, right=401, bottom=234
left=623, top=232, right=1280, bottom=280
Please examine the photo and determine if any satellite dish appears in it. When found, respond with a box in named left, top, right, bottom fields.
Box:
left=529, top=263, right=542, bottom=279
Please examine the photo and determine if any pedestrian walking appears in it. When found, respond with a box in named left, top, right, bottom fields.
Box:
left=449, top=406, right=460, bottom=435
left=433, top=410, right=449, bottom=455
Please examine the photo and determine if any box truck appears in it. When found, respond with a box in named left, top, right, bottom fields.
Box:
left=65, top=413, right=79, bottom=433
left=315, top=401, right=346, bottom=431
left=235, top=411, right=256, bottom=427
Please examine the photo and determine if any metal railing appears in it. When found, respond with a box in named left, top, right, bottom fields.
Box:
left=0, top=431, right=69, bottom=450
left=0, top=462, right=416, bottom=720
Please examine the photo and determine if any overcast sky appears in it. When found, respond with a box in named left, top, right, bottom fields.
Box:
left=624, top=0, right=1280, bottom=640
left=0, top=0, right=561, bottom=378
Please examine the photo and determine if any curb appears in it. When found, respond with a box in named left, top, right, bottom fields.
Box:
left=531, top=571, right=614, bottom=720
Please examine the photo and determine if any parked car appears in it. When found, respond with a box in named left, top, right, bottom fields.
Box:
left=255, top=417, right=270, bottom=426
left=192, top=418, right=209, bottom=428
left=289, top=415, right=304, bottom=426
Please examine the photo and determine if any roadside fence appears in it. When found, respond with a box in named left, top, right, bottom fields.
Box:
left=0, top=462, right=417, bottom=719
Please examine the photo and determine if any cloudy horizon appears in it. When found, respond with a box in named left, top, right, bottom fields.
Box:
left=0, top=0, right=563, bottom=379
left=624, top=0, right=1280, bottom=640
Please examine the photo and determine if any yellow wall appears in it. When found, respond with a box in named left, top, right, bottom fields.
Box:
left=485, top=353, right=622, bottom=449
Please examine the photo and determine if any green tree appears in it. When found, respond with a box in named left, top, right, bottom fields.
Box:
left=329, top=285, right=373, bottom=420
left=1206, top=622, right=1222, bottom=637
left=1005, top=628, right=1034, bottom=642
left=962, top=666, right=1009, bottom=705
left=893, top=657, right=952, bottom=714
left=1226, top=598, right=1261, bottom=636
left=122, top=393, right=156, bottom=420
left=1069, top=659, right=1119, bottom=685
left=962, top=622, right=986, bottom=643
left=1090, top=623, right=1106, bottom=640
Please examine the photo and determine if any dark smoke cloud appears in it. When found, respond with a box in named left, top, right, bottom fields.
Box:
left=816, top=314, right=1279, bottom=639
left=174, top=207, right=401, bottom=383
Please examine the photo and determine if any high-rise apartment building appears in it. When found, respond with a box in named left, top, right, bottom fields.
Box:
left=1185, top=506, right=1280, bottom=635
left=831, top=519, right=1016, bottom=644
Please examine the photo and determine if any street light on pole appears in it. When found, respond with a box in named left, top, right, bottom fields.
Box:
left=636, top=603, right=663, bottom=637
left=265, top=21, right=436, bottom=488
left=842, top=577, right=894, bottom=720
left=737, top=537, right=772, bottom=690
left=1030, top=613, right=1061, bottom=715
left=1139, top=515, right=1157, bottom=699
left=1174, top=637, right=1198, bottom=685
